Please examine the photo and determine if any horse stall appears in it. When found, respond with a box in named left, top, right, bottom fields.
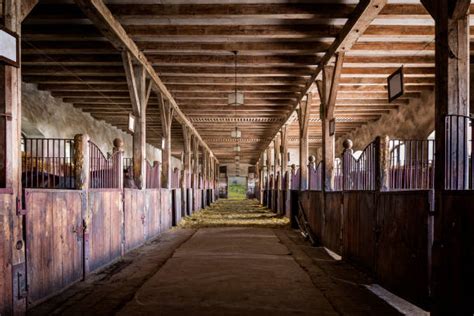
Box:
left=18, top=136, right=177, bottom=307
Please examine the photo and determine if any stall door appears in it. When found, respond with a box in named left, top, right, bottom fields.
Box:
left=25, top=190, right=83, bottom=307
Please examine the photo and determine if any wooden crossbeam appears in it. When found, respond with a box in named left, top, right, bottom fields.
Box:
left=74, top=0, right=217, bottom=161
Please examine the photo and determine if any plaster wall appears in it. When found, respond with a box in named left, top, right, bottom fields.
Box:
left=22, top=82, right=181, bottom=168
left=335, top=90, right=435, bottom=153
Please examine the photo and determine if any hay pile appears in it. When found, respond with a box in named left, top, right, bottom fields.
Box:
left=179, top=198, right=290, bottom=229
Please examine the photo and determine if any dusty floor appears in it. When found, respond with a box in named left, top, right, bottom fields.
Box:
left=30, top=199, right=401, bottom=316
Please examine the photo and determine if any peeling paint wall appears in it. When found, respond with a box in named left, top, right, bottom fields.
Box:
left=335, top=90, right=435, bottom=153
left=22, top=82, right=182, bottom=168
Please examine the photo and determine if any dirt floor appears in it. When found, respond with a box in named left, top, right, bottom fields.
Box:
left=30, top=199, right=402, bottom=316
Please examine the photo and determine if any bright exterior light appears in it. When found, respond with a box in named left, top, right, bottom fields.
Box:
left=233, top=145, right=241, bottom=152
left=228, top=91, right=244, bottom=106
left=231, top=127, right=241, bottom=138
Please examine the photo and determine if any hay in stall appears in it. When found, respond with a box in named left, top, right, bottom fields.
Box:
left=179, top=198, right=289, bottom=229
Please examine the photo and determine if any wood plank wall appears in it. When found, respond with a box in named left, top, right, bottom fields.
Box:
left=21, top=187, right=201, bottom=309
left=298, top=190, right=432, bottom=308
left=25, top=190, right=83, bottom=307
left=88, top=190, right=123, bottom=272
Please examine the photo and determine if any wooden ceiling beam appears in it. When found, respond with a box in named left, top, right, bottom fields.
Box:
left=74, top=0, right=217, bottom=159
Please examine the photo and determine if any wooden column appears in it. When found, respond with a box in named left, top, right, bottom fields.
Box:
left=280, top=126, right=288, bottom=184
left=192, top=135, right=199, bottom=189
left=273, top=134, right=281, bottom=188
left=182, top=126, right=192, bottom=189
left=201, top=147, right=208, bottom=190
left=421, top=1, right=470, bottom=314
left=298, top=95, right=311, bottom=191
left=316, top=52, right=344, bottom=192
left=123, top=51, right=151, bottom=189
left=159, top=94, right=173, bottom=189
left=0, top=1, right=33, bottom=313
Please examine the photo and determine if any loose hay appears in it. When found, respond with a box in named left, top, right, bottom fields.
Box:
left=179, top=198, right=290, bottom=229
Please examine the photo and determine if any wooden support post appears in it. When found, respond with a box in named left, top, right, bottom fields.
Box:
left=258, top=153, right=265, bottom=204
left=1, top=2, right=25, bottom=313
left=375, top=136, right=390, bottom=191
left=421, top=1, right=470, bottom=314
left=298, top=94, right=312, bottom=191
left=123, top=51, right=152, bottom=189
left=273, top=134, right=281, bottom=189
left=280, top=126, right=288, bottom=181
left=317, top=52, right=344, bottom=192
left=159, top=94, right=173, bottom=189
left=74, top=134, right=91, bottom=190
left=182, top=126, right=192, bottom=189
left=192, top=135, right=199, bottom=190
left=112, top=138, right=125, bottom=189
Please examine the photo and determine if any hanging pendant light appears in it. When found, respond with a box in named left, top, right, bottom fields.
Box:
left=233, top=144, right=241, bottom=152
left=231, top=126, right=241, bottom=139
left=228, top=51, right=244, bottom=106
left=235, top=155, right=240, bottom=161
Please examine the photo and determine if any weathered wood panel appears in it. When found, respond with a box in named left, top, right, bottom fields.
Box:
left=87, top=189, right=123, bottom=273
left=123, top=189, right=146, bottom=252
left=193, top=189, right=201, bottom=212
left=433, top=191, right=474, bottom=314
left=299, top=191, right=324, bottom=243
left=376, top=191, right=431, bottom=308
left=171, top=189, right=182, bottom=226
left=186, top=188, right=193, bottom=216
left=161, top=189, right=172, bottom=231
left=25, top=190, right=83, bottom=306
left=0, top=192, right=14, bottom=315
left=323, top=192, right=343, bottom=254
left=342, top=192, right=376, bottom=272
left=145, top=189, right=161, bottom=239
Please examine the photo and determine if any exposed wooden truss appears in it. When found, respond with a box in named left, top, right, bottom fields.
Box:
left=19, top=1, right=474, bottom=166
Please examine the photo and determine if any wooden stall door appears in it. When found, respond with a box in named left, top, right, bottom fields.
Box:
left=25, top=190, right=83, bottom=307
left=375, top=191, right=431, bottom=308
left=323, top=192, right=343, bottom=254
left=145, top=189, right=161, bottom=239
left=342, top=192, right=376, bottom=272
left=123, top=189, right=146, bottom=252
left=161, top=189, right=172, bottom=231
left=87, top=190, right=123, bottom=273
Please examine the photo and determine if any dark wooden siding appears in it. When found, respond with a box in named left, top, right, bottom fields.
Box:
left=375, top=191, right=431, bottom=307
left=323, top=192, right=343, bottom=254
left=343, top=192, right=376, bottom=272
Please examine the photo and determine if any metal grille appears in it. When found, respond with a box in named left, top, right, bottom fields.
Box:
left=389, top=139, right=435, bottom=190
left=22, top=138, right=76, bottom=189
left=89, top=141, right=121, bottom=189
left=445, top=115, right=473, bottom=190
left=123, top=158, right=133, bottom=171
left=334, top=158, right=343, bottom=191
left=343, top=141, right=376, bottom=191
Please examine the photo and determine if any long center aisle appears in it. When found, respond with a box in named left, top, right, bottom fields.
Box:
left=31, top=199, right=400, bottom=315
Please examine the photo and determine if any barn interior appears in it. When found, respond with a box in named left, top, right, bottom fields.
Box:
left=0, top=0, right=473, bottom=314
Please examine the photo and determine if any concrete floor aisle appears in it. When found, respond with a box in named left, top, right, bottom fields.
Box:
left=31, top=199, right=401, bottom=316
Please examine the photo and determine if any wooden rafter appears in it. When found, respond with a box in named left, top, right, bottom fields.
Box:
left=74, top=0, right=217, bottom=161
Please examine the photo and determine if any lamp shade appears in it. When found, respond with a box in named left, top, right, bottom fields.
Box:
left=228, top=91, right=244, bottom=106
left=233, top=145, right=241, bottom=152
left=231, top=127, right=241, bottom=138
